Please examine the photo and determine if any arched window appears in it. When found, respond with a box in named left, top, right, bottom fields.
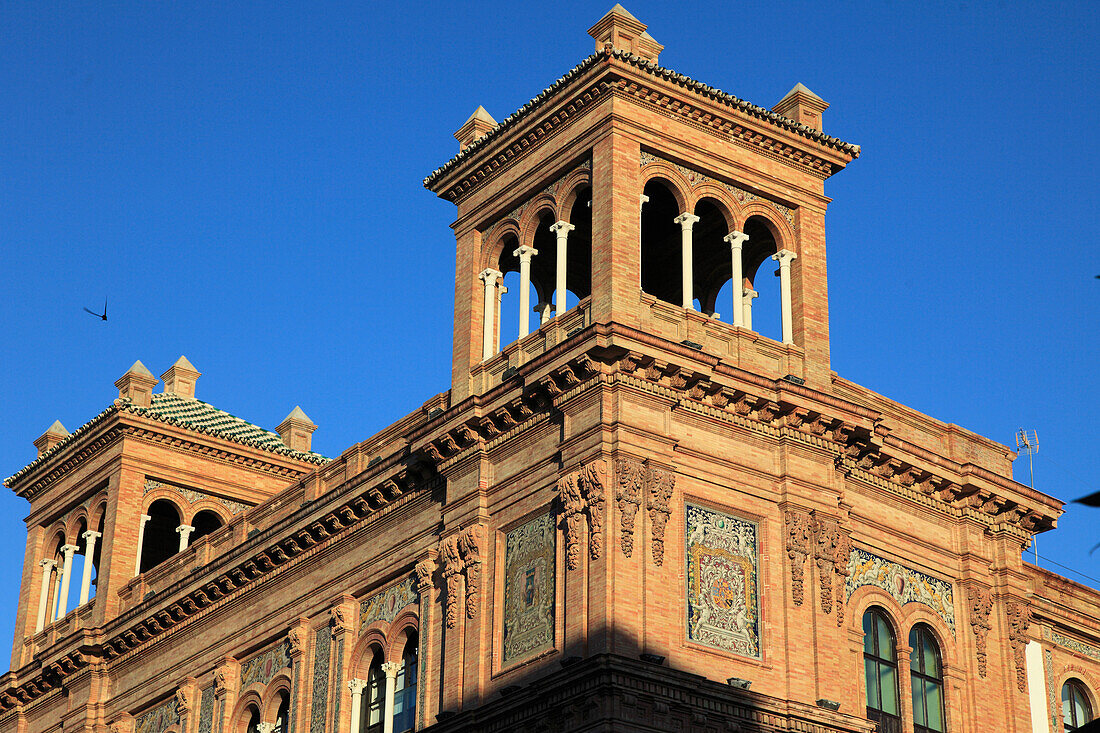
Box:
left=244, top=705, right=261, bottom=733
left=640, top=178, right=683, bottom=307
left=391, top=631, right=418, bottom=733
left=272, top=691, right=289, bottom=733
left=191, top=510, right=225, bottom=543
left=1063, top=679, right=1094, bottom=732
left=740, top=215, right=781, bottom=342
left=362, top=648, right=385, bottom=733
left=863, top=608, right=900, bottom=732
left=909, top=624, right=945, bottom=733
left=140, top=499, right=183, bottom=573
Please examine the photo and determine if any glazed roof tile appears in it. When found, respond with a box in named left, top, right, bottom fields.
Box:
left=424, top=49, right=860, bottom=190
left=6, top=392, right=327, bottom=487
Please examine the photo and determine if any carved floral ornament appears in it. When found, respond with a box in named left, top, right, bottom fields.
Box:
left=966, top=585, right=993, bottom=678
left=438, top=526, right=483, bottom=629
left=558, top=459, right=608, bottom=569
left=1006, top=600, right=1032, bottom=693
left=613, top=457, right=675, bottom=566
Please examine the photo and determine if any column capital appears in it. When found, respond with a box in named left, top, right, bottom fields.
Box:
left=82, top=530, right=102, bottom=542
left=743, top=287, right=759, bottom=300
left=639, top=193, right=650, bottom=205
left=140, top=513, right=152, bottom=524
left=724, top=230, right=749, bottom=248
left=771, top=248, right=798, bottom=266
left=549, top=220, right=575, bottom=234
left=176, top=524, right=196, bottom=536
left=40, top=558, right=57, bottom=570
left=673, top=212, right=700, bottom=228
left=512, top=245, right=538, bottom=260
left=478, top=268, right=502, bottom=284
left=348, top=678, right=369, bottom=695
left=381, top=661, right=401, bottom=678
left=256, top=723, right=276, bottom=733
left=60, top=544, right=79, bottom=556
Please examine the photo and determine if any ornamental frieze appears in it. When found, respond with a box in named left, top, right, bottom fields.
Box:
left=844, top=549, right=956, bottom=635
left=1043, top=627, right=1100, bottom=662
left=135, top=697, right=179, bottom=733
left=144, top=478, right=250, bottom=516
left=239, top=640, right=291, bottom=689
left=360, top=576, right=418, bottom=629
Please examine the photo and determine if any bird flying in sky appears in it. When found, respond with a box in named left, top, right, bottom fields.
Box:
left=83, top=296, right=107, bottom=321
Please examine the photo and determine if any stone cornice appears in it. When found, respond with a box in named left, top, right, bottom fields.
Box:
left=7, top=411, right=319, bottom=501
left=425, top=49, right=858, bottom=203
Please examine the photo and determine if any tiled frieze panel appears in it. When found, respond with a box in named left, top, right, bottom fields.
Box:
left=144, top=478, right=250, bottom=515
left=240, top=640, right=292, bottom=689
left=197, top=686, right=214, bottom=733
left=1044, top=627, right=1100, bottom=661
left=844, top=549, right=956, bottom=635
left=502, top=512, right=556, bottom=664
left=359, top=576, right=418, bottom=629
left=309, top=625, right=332, bottom=733
left=135, top=697, right=180, bottom=733
left=1044, top=647, right=1058, bottom=733
left=685, top=503, right=760, bottom=659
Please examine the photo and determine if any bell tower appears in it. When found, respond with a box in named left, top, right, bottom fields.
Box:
left=426, top=5, right=858, bottom=403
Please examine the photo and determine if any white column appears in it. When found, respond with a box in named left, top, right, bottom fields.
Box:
left=478, top=268, right=502, bottom=361
left=381, top=661, right=400, bottom=733
left=494, top=285, right=507, bottom=352
left=742, top=288, right=759, bottom=331
left=1025, top=640, right=1049, bottom=733
left=348, top=678, right=368, bottom=733
left=55, top=544, right=78, bottom=620
left=549, top=221, right=573, bottom=317
left=724, top=231, right=749, bottom=327
left=534, top=302, right=553, bottom=325
left=35, top=559, right=56, bottom=632
left=674, top=213, right=700, bottom=309
left=134, top=513, right=151, bottom=576
left=78, top=531, right=101, bottom=606
left=176, top=524, right=195, bottom=552
left=771, top=249, right=798, bottom=344
left=513, top=245, right=538, bottom=339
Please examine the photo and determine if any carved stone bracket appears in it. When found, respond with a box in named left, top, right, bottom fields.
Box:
left=833, top=525, right=851, bottom=627
left=967, top=585, right=993, bottom=678
left=1006, top=600, right=1032, bottom=692
left=783, top=507, right=812, bottom=606
left=578, top=462, right=606, bottom=560
left=458, top=527, right=482, bottom=620
left=647, top=464, right=675, bottom=567
left=439, top=527, right=483, bottom=628
left=810, top=512, right=841, bottom=615
left=439, top=536, right=464, bottom=629
left=615, top=458, right=645, bottom=558
left=558, top=459, right=608, bottom=569
left=415, top=557, right=436, bottom=596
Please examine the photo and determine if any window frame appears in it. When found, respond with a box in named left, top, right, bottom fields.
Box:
left=862, top=607, right=902, bottom=732
left=909, top=623, right=946, bottom=733
left=1062, top=678, right=1094, bottom=732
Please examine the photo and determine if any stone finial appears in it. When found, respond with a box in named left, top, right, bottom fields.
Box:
left=587, top=5, right=662, bottom=63
left=277, top=406, right=317, bottom=453
left=114, top=360, right=158, bottom=408
left=33, top=420, right=69, bottom=457
left=160, top=355, right=201, bottom=399
left=454, top=106, right=497, bottom=152
left=773, top=83, right=829, bottom=132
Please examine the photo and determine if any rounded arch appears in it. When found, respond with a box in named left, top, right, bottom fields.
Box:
left=1060, top=674, right=1096, bottom=732
left=189, top=507, right=228, bottom=543
left=139, top=498, right=183, bottom=574
left=691, top=194, right=737, bottom=316
left=88, top=497, right=109, bottom=532
left=862, top=604, right=902, bottom=725
left=899, top=604, right=958, bottom=671
left=737, top=206, right=794, bottom=255
left=230, top=689, right=264, bottom=733
left=66, top=510, right=89, bottom=547
left=384, top=607, right=420, bottom=662
left=481, top=220, right=521, bottom=273
left=639, top=166, right=691, bottom=214
left=261, top=673, right=293, bottom=724
left=45, top=524, right=67, bottom=556
left=556, top=170, right=593, bottom=221
left=351, top=625, right=389, bottom=673
left=518, top=196, right=558, bottom=250
left=688, top=185, right=740, bottom=230
left=641, top=176, right=689, bottom=306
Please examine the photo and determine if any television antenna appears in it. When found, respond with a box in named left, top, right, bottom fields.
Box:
left=1016, top=429, right=1039, bottom=566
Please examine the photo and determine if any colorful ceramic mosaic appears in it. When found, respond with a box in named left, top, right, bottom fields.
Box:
left=197, top=686, right=214, bottom=733
left=502, top=512, right=556, bottom=664
left=144, top=478, right=250, bottom=516
left=309, top=625, right=331, bottom=733
left=1043, top=627, right=1100, bottom=661
left=359, top=576, right=418, bottom=628
left=240, top=640, right=291, bottom=689
left=135, top=697, right=179, bottom=733
left=685, top=503, right=760, bottom=659
left=844, top=549, right=956, bottom=635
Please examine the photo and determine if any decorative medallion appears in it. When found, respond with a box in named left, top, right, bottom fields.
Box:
left=359, top=576, right=418, bottom=629
left=845, top=549, right=956, bottom=635
left=685, top=503, right=760, bottom=659
left=240, top=640, right=291, bottom=689
left=135, top=698, right=179, bottom=733
left=502, top=512, right=556, bottom=664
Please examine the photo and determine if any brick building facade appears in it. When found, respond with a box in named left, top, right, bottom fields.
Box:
left=3, top=7, right=1098, bottom=733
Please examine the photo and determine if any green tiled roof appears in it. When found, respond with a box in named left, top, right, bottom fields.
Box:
left=5, top=393, right=327, bottom=488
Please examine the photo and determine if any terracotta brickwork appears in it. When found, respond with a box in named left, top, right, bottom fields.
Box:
left=3, top=7, right=1099, bottom=733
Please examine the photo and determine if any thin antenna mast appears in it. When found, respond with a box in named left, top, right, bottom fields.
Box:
left=1016, top=429, right=1039, bottom=566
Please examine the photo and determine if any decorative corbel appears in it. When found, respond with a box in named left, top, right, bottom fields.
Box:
left=646, top=463, right=676, bottom=567
left=578, top=460, right=607, bottom=560
left=458, top=527, right=482, bottom=619
left=615, top=458, right=645, bottom=558
left=783, top=507, right=812, bottom=606
left=439, top=536, right=465, bottom=629
left=833, top=525, right=852, bottom=627
left=559, top=472, right=587, bottom=571
left=966, top=585, right=993, bottom=678
left=1006, top=600, right=1032, bottom=692
left=810, top=511, right=841, bottom=615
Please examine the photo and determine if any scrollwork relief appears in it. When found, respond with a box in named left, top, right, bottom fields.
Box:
left=1006, top=600, right=1032, bottom=693
left=967, top=585, right=993, bottom=678
left=783, top=507, right=811, bottom=606
left=647, top=464, right=676, bottom=567
left=615, top=458, right=644, bottom=558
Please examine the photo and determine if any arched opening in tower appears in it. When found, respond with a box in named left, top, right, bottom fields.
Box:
left=691, top=197, right=732, bottom=318
left=140, top=498, right=183, bottom=573
left=640, top=178, right=682, bottom=306
left=741, top=215, right=782, bottom=342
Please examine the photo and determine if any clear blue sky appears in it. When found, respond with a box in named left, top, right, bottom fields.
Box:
left=1, top=1, right=1097, bottom=664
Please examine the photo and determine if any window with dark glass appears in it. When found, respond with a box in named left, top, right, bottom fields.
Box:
left=272, top=693, right=289, bottom=733
left=909, top=624, right=945, bottom=733
left=1063, top=679, right=1094, bottom=732
left=245, top=706, right=261, bottom=733
left=863, top=608, right=901, bottom=733
left=392, top=632, right=418, bottom=733
left=363, top=650, right=385, bottom=733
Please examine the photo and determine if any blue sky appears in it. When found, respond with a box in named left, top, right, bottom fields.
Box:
left=1, top=1, right=1098, bottom=663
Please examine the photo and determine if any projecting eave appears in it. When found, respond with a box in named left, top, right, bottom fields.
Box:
left=424, top=48, right=860, bottom=203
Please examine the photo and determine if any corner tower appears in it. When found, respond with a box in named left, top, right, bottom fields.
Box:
left=426, top=5, right=858, bottom=403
